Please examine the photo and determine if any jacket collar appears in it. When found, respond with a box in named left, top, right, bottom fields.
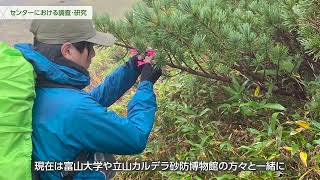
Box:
left=14, top=43, right=90, bottom=89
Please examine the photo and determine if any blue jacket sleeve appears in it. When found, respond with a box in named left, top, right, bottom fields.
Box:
left=67, top=81, right=156, bottom=154
left=89, top=59, right=139, bottom=107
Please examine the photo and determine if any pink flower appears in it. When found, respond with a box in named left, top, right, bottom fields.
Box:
left=146, top=49, right=156, bottom=57
left=131, top=48, right=157, bottom=66
left=129, top=48, right=139, bottom=55
left=138, top=61, right=146, bottom=66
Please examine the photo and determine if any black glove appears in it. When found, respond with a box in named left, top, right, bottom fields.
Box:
left=140, top=63, right=162, bottom=84
left=126, top=54, right=145, bottom=74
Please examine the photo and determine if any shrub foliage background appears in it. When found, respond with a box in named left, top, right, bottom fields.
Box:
left=91, top=0, right=320, bottom=179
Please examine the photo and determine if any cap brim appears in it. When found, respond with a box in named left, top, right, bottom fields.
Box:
left=86, top=31, right=116, bottom=46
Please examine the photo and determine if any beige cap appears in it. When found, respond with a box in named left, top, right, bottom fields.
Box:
left=30, top=19, right=116, bottom=46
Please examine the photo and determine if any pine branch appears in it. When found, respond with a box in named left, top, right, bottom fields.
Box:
left=128, top=8, right=226, bottom=78
left=114, top=42, right=135, bottom=49
left=167, top=51, right=202, bottom=76
left=164, top=29, right=211, bottom=75
left=113, top=42, right=230, bottom=82
left=191, top=10, right=227, bottom=50
left=165, top=61, right=231, bottom=83
left=166, top=50, right=230, bottom=82
left=188, top=50, right=210, bottom=75
left=232, top=62, right=264, bottom=82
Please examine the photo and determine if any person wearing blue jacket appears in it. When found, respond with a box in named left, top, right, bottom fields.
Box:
left=14, top=19, right=161, bottom=179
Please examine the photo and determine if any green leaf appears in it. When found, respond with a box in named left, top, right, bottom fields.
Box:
left=257, top=69, right=278, bottom=76
left=216, top=174, right=239, bottom=180
left=238, top=171, right=253, bottom=178
left=247, top=128, right=261, bottom=135
left=175, top=116, right=188, bottom=122
left=280, top=58, right=295, bottom=73
left=220, top=142, right=233, bottom=151
left=291, top=144, right=300, bottom=156
left=239, top=101, right=260, bottom=108
left=199, top=108, right=211, bottom=116
left=222, top=85, right=238, bottom=96
left=263, top=103, right=286, bottom=111
left=240, top=106, right=255, bottom=116
left=218, top=103, right=232, bottom=111
left=185, top=140, right=203, bottom=149
left=313, top=139, right=320, bottom=145
left=231, top=76, right=241, bottom=90
left=312, top=121, right=320, bottom=130
left=269, top=112, right=280, bottom=135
